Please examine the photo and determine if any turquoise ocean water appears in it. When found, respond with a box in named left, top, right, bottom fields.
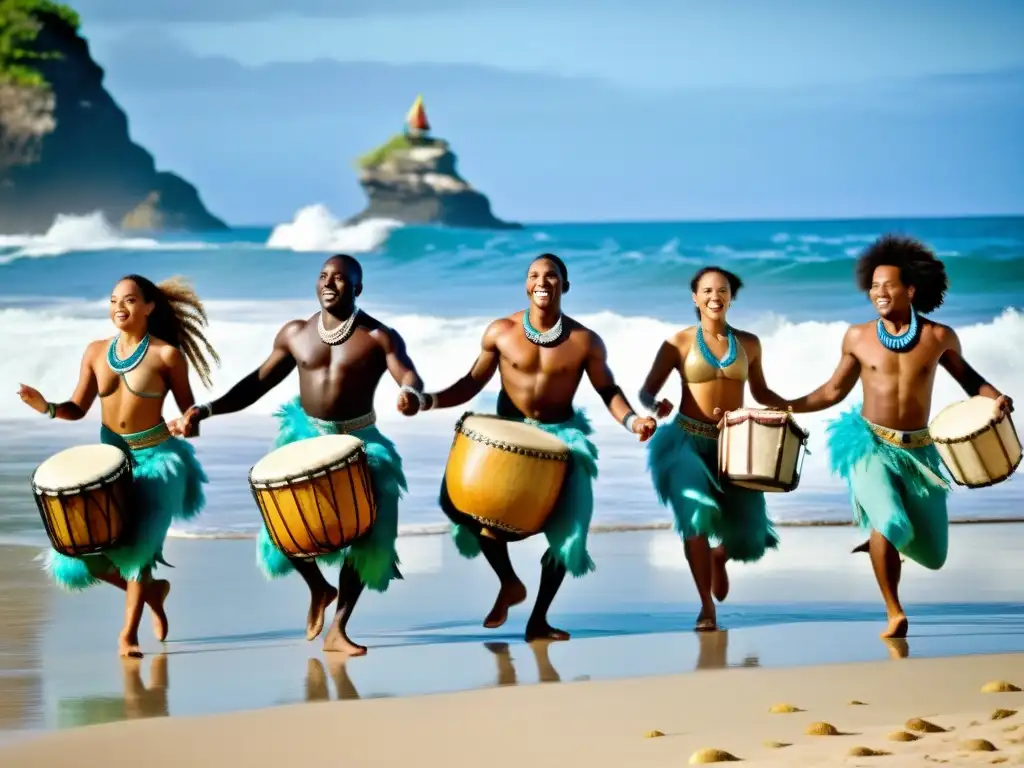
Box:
left=0, top=207, right=1021, bottom=544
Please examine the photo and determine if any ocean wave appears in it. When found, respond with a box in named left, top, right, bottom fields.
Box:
left=266, top=204, right=404, bottom=253
left=0, top=212, right=216, bottom=264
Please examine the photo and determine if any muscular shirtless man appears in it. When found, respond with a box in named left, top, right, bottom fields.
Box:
left=782, top=236, right=1012, bottom=639
left=417, top=254, right=657, bottom=641
left=173, top=254, right=426, bottom=655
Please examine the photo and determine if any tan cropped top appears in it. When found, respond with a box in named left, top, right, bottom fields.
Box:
left=682, top=329, right=748, bottom=384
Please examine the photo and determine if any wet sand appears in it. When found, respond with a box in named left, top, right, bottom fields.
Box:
left=1, top=523, right=1024, bottom=739
left=4, top=652, right=1024, bottom=766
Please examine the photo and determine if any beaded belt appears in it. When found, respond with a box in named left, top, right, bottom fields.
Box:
left=122, top=422, right=172, bottom=450
left=675, top=413, right=720, bottom=440
left=868, top=422, right=933, bottom=450
left=311, top=410, right=376, bottom=435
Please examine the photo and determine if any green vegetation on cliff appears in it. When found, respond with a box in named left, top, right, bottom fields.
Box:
left=355, top=132, right=447, bottom=170
left=0, top=0, right=80, bottom=87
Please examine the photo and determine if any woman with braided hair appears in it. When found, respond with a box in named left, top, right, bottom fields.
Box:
left=17, top=274, right=219, bottom=657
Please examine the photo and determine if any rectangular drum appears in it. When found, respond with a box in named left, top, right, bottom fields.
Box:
left=32, top=443, right=134, bottom=556
left=441, top=412, right=570, bottom=541
left=718, top=408, right=809, bottom=492
left=249, top=434, right=377, bottom=559
left=929, top=396, right=1022, bottom=488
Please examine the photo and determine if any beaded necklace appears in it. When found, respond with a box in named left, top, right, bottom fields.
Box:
left=522, top=311, right=564, bottom=346
left=695, top=325, right=737, bottom=369
left=318, top=308, right=360, bottom=346
left=876, top=306, right=920, bottom=352
left=107, top=333, right=151, bottom=374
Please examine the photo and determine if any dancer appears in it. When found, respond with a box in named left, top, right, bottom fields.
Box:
left=639, top=266, right=785, bottom=631
left=174, top=254, right=424, bottom=656
left=782, top=235, right=1011, bottom=638
left=18, top=275, right=217, bottom=657
left=418, top=254, right=656, bottom=641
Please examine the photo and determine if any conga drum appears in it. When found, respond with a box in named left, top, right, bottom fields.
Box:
left=718, top=408, right=810, bottom=492
left=249, top=434, right=377, bottom=558
left=929, top=396, right=1021, bottom=488
left=442, top=412, right=571, bottom=541
left=32, top=444, right=134, bottom=556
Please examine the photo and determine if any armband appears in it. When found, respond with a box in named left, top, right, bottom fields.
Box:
left=46, top=402, right=56, bottom=419
left=623, top=410, right=638, bottom=433
left=195, top=403, right=214, bottom=420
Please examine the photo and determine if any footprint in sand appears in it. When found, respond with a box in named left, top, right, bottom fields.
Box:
left=959, top=738, right=999, bottom=752
left=688, top=747, right=740, bottom=764
left=768, top=703, right=802, bottom=714
left=981, top=681, right=1022, bottom=693
left=906, top=717, right=948, bottom=733
left=848, top=746, right=892, bottom=757
left=848, top=699, right=868, bottom=706
left=888, top=730, right=921, bottom=742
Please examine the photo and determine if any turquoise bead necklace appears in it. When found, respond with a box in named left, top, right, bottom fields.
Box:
left=696, top=325, right=737, bottom=369
left=876, top=306, right=920, bottom=352
left=522, top=311, right=563, bottom=346
left=107, top=333, right=151, bottom=374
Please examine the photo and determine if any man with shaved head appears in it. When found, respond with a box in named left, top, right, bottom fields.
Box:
left=420, top=253, right=657, bottom=641
left=174, top=254, right=426, bottom=656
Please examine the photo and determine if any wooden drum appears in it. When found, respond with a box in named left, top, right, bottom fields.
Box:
left=442, top=412, right=571, bottom=541
left=32, top=444, right=134, bottom=556
left=718, top=408, right=810, bottom=492
left=929, top=396, right=1021, bottom=488
left=249, top=434, right=377, bottom=559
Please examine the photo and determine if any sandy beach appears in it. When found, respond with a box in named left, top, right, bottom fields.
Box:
left=3, top=652, right=1024, bottom=766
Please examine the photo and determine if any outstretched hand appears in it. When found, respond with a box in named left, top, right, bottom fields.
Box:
left=396, top=390, right=420, bottom=417
left=631, top=415, right=657, bottom=442
left=17, top=384, right=46, bottom=414
left=654, top=399, right=674, bottom=419
left=170, top=406, right=202, bottom=437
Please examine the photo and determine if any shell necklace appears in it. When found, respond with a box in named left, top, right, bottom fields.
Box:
left=318, top=308, right=360, bottom=346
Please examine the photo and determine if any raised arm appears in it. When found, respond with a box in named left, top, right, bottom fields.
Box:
left=938, top=326, right=1012, bottom=411
left=424, top=321, right=502, bottom=411
left=18, top=341, right=100, bottom=421
left=585, top=332, right=656, bottom=440
left=786, top=326, right=862, bottom=414
left=176, top=320, right=301, bottom=435
left=746, top=335, right=789, bottom=409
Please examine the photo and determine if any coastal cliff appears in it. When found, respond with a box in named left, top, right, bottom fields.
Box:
left=0, top=1, right=226, bottom=234
left=346, top=97, right=521, bottom=230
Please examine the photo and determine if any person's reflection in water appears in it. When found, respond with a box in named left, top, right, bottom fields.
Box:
left=694, top=630, right=760, bottom=671
left=122, top=654, right=169, bottom=719
left=484, top=641, right=563, bottom=686
left=305, top=657, right=361, bottom=701
left=884, top=637, right=910, bottom=660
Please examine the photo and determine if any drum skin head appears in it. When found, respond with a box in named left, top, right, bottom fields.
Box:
left=930, top=395, right=1002, bottom=440
left=459, top=414, right=569, bottom=454
left=34, top=444, right=127, bottom=491
left=251, top=434, right=364, bottom=483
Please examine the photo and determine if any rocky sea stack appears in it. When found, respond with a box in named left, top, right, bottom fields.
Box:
left=346, top=96, right=521, bottom=230
left=0, top=1, right=226, bottom=234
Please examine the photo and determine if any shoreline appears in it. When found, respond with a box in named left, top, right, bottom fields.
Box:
left=4, top=652, right=1024, bottom=766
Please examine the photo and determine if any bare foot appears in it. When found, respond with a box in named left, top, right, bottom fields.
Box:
left=851, top=539, right=870, bottom=554
left=695, top=606, right=718, bottom=632
left=118, top=632, right=143, bottom=659
left=711, top=546, right=729, bottom=602
left=323, top=624, right=367, bottom=656
left=306, top=585, right=339, bottom=641
left=483, top=581, right=527, bottom=629
left=525, top=620, right=570, bottom=642
left=880, top=613, right=908, bottom=639
left=147, top=579, right=171, bottom=642
left=884, top=637, right=910, bottom=659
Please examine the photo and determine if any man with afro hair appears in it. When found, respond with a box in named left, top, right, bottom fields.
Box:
left=782, top=234, right=1012, bottom=640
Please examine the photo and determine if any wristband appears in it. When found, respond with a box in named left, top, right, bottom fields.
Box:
left=423, top=392, right=436, bottom=411
left=400, top=385, right=427, bottom=410
left=623, top=411, right=637, bottom=433
left=46, top=402, right=56, bottom=419
left=638, top=389, right=658, bottom=413
left=195, top=403, right=214, bottom=420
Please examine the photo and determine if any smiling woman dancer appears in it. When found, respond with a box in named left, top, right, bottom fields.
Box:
left=638, top=266, right=787, bottom=632
left=17, top=274, right=218, bottom=658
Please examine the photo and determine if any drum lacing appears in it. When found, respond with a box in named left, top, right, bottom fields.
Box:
left=453, top=412, right=570, bottom=461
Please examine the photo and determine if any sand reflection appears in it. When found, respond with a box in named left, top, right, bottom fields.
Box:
left=484, top=641, right=563, bottom=686
left=56, top=655, right=169, bottom=728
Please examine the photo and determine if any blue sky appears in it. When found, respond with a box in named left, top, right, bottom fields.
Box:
left=73, top=0, right=1024, bottom=225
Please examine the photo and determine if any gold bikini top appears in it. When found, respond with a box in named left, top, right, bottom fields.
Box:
left=682, top=328, right=749, bottom=384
